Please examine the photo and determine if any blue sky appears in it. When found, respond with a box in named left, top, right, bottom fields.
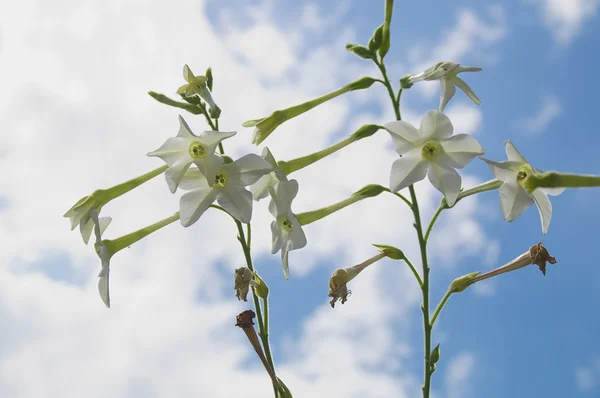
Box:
left=1, top=0, right=599, bottom=397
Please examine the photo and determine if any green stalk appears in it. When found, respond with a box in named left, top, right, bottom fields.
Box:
left=376, top=40, right=433, bottom=397
left=100, top=165, right=168, bottom=201
left=235, top=220, right=278, bottom=397
left=430, top=289, right=453, bottom=327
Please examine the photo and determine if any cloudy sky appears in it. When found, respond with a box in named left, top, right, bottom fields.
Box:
left=1, top=0, right=599, bottom=397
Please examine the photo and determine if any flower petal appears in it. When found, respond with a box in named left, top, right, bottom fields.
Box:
left=420, top=110, right=453, bottom=141
left=452, top=76, right=481, bottom=105
left=217, top=188, right=253, bottom=223
left=98, top=274, right=110, bottom=308
left=504, top=140, right=528, bottom=164
left=249, top=173, right=275, bottom=201
left=230, top=154, right=273, bottom=187
left=179, top=186, right=218, bottom=227
left=197, top=129, right=236, bottom=148
left=281, top=240, right=293, bottom=280
left=81, top=216, right=112, bottom=245
left=479, top=158, right=520, bottom=183
left=194, top=154, right=223, bottom=187
left=183, top=64, right=194, bottom=82
left=427, top=163, right=462, bottom=207
left=531, top=189, right=552, bottom=234
left=456, top=66, right=482, bottom=73
left=498, top=182, right=534, bottom=222
left=439, top=78, right=456, bottom=112
left=165, top=162, right=192, bottom=193
left=540, top=186, right=565, bottom=196
left=289, top=217, right=307, bottom=249
left=389, top=152, right=429, bottom=192
left=271, top=220, right=283, bottom=254
left=179, top=168, right=208, bottom=190
left=177, top=115, right=196, bottom=138
left=147, top=137, right=191, bottom=167
left=385, top=120, right=422, bottom=152
left=440, top=134, right=484, bottom=169
left=271, top=180, right=299, bottom=216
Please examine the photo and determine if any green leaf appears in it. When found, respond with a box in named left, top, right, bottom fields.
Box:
left=431, top=343, right=441, bottom=364
left=205, top=66, right=213, bottom=91
left=345, top=44, right=374, bottom=60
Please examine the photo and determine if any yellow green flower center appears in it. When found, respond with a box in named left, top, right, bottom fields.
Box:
left=421, top=141, right=440, bottom=160
left=213, top=172, right=227, bottom=188
left=189, top=142, right=206, bottom=159
left=517, top=164, right=534, bottom=188
left=280, top=217, right=293, bottom=232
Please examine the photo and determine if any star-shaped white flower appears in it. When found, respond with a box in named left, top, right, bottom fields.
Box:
left=179, top=154, right=273, bottom=226
left=249, top=147, right=288, bottom=201
left=385, top=110, right=484, bottom=207
left=403, top=61, right=482, bottom=111
left=269, top=179, right=307, bottom=279
left=147, top=115, right=236, bottom=193
left=64, top=195, right=112, bottom=244
left=91, top=210, right=112, bottom=308
left=479, top=140, right=564, bottom=234
left=176, top=64, right=219, bottom=115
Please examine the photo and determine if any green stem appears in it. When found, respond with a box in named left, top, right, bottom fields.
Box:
left=430, top=289, right=453, bottom=327
left=424, top=206, right=444, bottom=243
left=409, top=185, right=433, bottom=398
left=378, top=46, right=432, bottom=397
left=234, top=220, right=277, bottom=388
left=392, top=192, right=412, bottom=208
left=404, top=256, right=423, bottom=287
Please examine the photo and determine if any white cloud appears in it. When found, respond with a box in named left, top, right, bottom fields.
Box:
left=0, top=1, right=504, bottom=397
left=525, top=0, right=600, bottom=43
left=575, top=356, right=600, bottom=391
left=445, top=352, right=476, bottom=398
left=520, top=94, right=562, bottom=135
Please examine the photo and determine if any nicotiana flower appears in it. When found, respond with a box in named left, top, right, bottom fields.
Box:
left=147, top=115, right=236, bottom=193
left=176, top=64, right=219, bottom=114
left=479, top=140, right=564, bottom=234
left=249, top=147, right=288, bottom=201
left=385, top=110, right=484, bottom=207
left=401, top=61, right=482, bottom=111
left=64, top=194, right=112, bottom=244
left=90, top=211, right=180, bottom=308
left=179, top=154, right=273, bottom=226
left=269, top=179, right=307, bottom=279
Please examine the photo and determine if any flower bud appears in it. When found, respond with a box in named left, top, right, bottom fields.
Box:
left=368, top=24, right=384, bottom=52
left=345, top=43, right=374, bottom=60
left=449, top=271, right=481, bottom=293
left=234, top=267, right=258, bottom=302
left=328, top=252, right=386, bottom=308
left=372, top=243, right=404, bottom=260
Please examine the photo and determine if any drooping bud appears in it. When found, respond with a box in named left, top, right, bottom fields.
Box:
left=328, top=252, right=386, bottom=308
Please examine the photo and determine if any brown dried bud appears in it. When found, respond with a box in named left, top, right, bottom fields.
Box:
left=235, top=310, right=256, bottom=328
left=529, top=242, right=557, bottom=276
left=234, top=267, right=256, bottom=302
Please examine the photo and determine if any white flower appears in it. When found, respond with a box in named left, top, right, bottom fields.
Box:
left=249, top=147, right=288, bottom=201
left=479, top=140, right=564, bottom=234
left=403, top=61, right=482, bottom=111
left=91, top=210, right=112, bottom=308
left=147, top=115, right=236, bottom=193
left=269, top=179, right=307, bottom=279
left=385, top=110, right=484, bottom=207
left=176, top=64, right=219, bottom=115
left=179, top=154, right=273, bottom=226
left=64, top=195, right=112, bottom=244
